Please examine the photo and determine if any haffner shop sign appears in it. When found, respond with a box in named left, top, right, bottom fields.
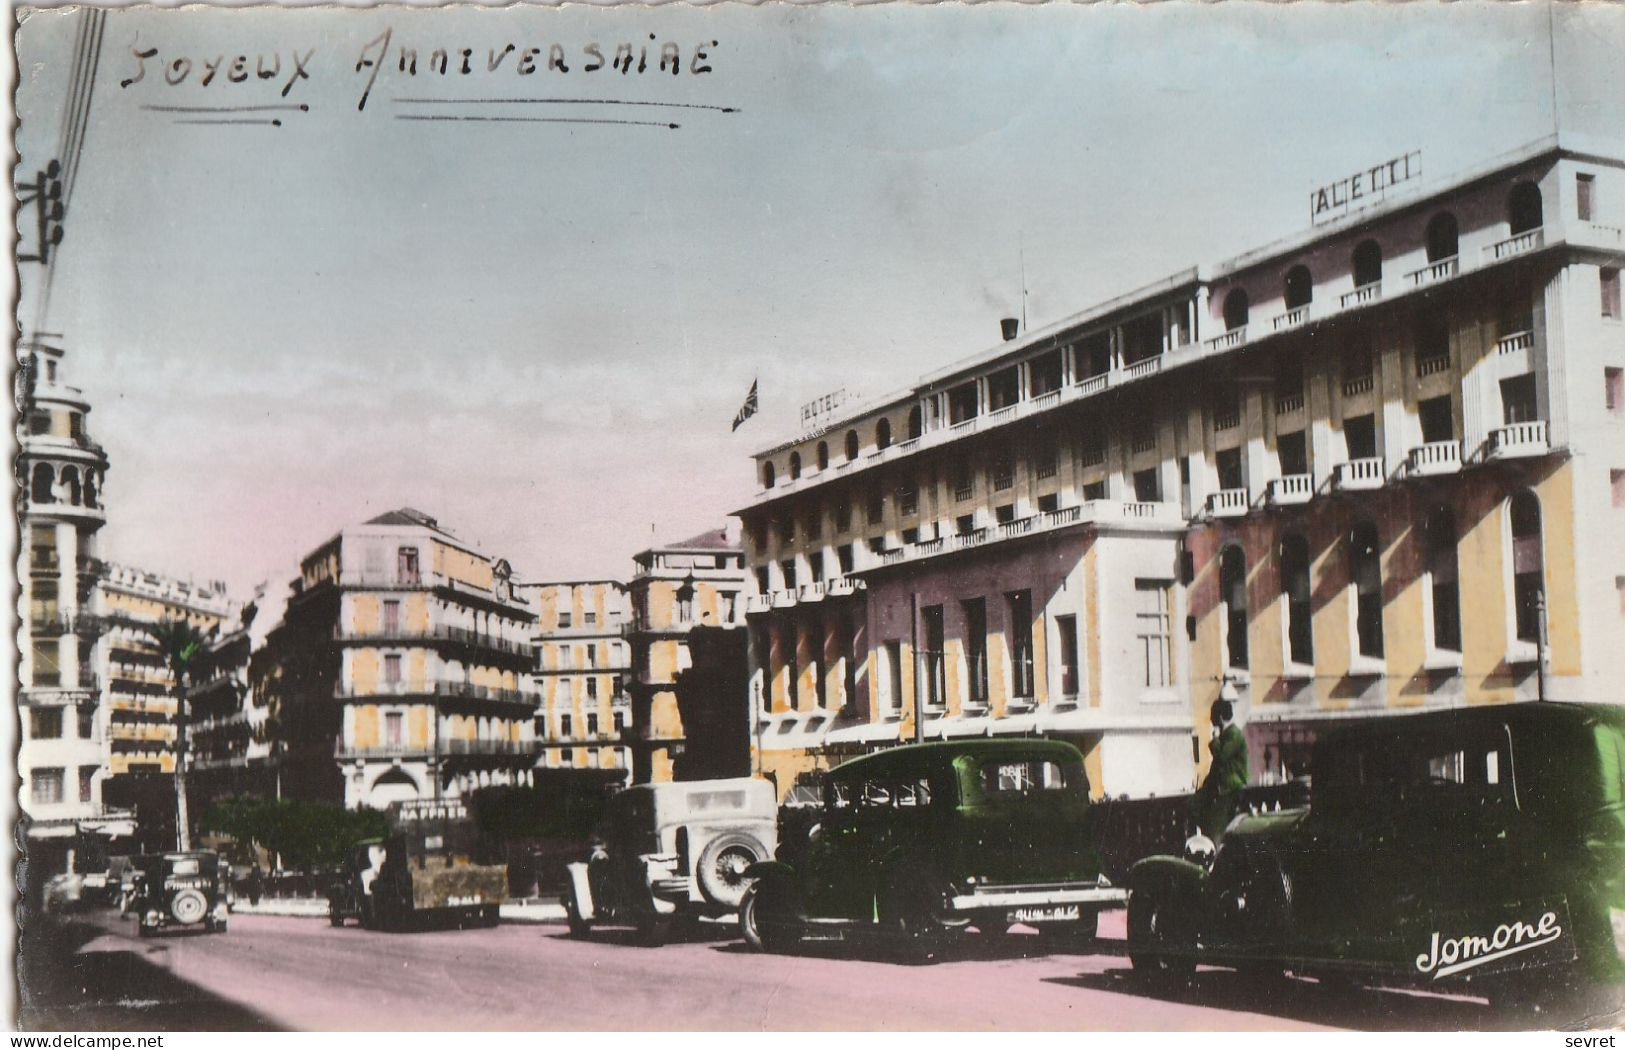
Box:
left=1311, top=150, right=1422, bottom=225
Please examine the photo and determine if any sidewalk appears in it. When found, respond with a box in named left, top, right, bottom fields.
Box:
left=230, top=896, right=567, bottom=922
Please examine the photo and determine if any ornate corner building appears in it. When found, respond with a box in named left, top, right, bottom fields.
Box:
left=737, top=135, right=1625, bottom=800
left=15, top=336, right=123, bottom=858
left=264, top=508, right=540, bottom=809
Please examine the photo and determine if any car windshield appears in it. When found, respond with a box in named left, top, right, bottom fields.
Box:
left=976, top=757, right=1079, bottom=797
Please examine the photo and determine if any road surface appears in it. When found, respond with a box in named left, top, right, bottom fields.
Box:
left=19, top=908, right=1588, bottom=1031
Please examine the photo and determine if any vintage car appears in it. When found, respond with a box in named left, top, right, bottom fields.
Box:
left=133, top=851, right=231, bottom=936
left=738, top=739, right=1125, bottom=959
left=1127, top=702, right=1625, bottom=1007
left=565, top=777, right=778, bottom=945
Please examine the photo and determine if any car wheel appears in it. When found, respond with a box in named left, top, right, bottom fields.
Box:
left=739, top=881, right=800, bottom=954
left=169, top=889, right=208, bottom=926
left=695, top=834, right=766, bottom=910
left=883, top=869, right=962, bottom=963
left=1127, top=891, right=1195, bottom=979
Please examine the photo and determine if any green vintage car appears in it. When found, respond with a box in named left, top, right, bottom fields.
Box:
left=739, top=738, right=1124, bottom=959
left=1127, top=702, right=1625, bottom=1008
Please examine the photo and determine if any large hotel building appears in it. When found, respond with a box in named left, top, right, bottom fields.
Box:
left=738, top=134, right=1625, bottom=800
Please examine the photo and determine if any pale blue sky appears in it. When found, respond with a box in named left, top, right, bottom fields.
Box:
left=15, top=2, right=1624, bottom=595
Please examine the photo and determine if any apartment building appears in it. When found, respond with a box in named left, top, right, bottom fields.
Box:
left=738, top=134, right=1625, bottom=799
left=266, top=508, right=539, bottom=809
left=626, top=528, right=752, bottom=783
left=186, top=580, right=293, bottom=804
left=521, top=580, right=634, bottom=782
left=94, top=565, right=235, bottom=804
left=16, top=336, right=127, bottom=861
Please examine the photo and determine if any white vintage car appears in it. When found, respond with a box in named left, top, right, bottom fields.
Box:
left=566, top=778, right=778, bottom=946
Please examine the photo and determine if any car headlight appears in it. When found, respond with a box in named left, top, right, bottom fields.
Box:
left=1610, top=908, right=1625, bottom=959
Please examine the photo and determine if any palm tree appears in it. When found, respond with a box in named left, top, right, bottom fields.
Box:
left=147, top=619, right=211, bottom=851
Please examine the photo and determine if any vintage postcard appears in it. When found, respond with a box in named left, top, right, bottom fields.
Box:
left=12, top=0, right=1625, bottom=1034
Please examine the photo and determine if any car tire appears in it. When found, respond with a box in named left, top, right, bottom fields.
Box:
left=695, top=834, right=766, bottom=910
left=1127, top=891, right=1195, bottom=979
left=169, top=889, right=208, bottom=926
left=883, top=868, right=962, bottom=964
left=739, top=881, right=800, bottom=954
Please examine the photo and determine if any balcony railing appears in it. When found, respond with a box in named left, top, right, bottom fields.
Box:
left=1076, top=373, right=1109, bottom=396
left=1486, top=421, right=1549, bottom=460
left=953, top=527, right=990, bottom=550
left=1030, top=389, right=1061, bottom=411
left=1268, top=474, right=1314, bottom=505
left=1341, top=374, right=1374, bottom=398
left=333, top=623, right=531, bottom=658
left=996, top=515, right=1036, bottom=540
left=1272, top=305, right=1311, bottom=332
left=1334, top=457, right=1385, bottom=490
left=1483, top=228, right=1543, bottom=261
left=1206, top=328, right=1246, bottom=352
left=1213, top=410, right=1241, bottom=432
left=1274, top=392, right=1304, bottom=416
left=1206, top=489, right=1249, bottom=518
left=1494, top=331, right=1534, bottom=356
left=1408, top=441, right=1462, bottom=477
left=1407, top=256, right=1459, bottom=288
left=1124, top=356, right=1163, bottom=381
left=1415, top=355, right=1452, bottom=378
left=1339, top=282, right=1382, bottom=309
left=441, top=738, right=534, bottom=757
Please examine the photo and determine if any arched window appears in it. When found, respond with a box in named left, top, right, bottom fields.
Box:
left=1220, top=545, right=1249, bottom=670
left=906, top=405, right=922, bottom=440
left=761, top=461, right=776, bottom=489
left=83, top=471, right=98, bottom=509
left=845, top=429, right=860, bottom=462
left=1280, top=534, right=1313, bottom=666
left=60, top=466, right=80, bottom=506
left=1425, top=508, right=1461, bottom=653
left=788, top=451, right=802, bottom=481
left=1510, top=491, right=1544, bottom=644
left=31, top=463, right=53, bottom=504
left=1353, top=239, right=1383, bottom=289
left=1223, top=289, right=1250, bottom=331
left=1508, top=182, right=1544, bottom=235
left=1350, top=521, right=1384, bottom=659
left=1284, top=265, right=1313, bottom=310
left=816, top=441, right=829, bottom=471
left=1425, top=212, right=1459, bottom=263
left=875, top=417, right=892, bottom=451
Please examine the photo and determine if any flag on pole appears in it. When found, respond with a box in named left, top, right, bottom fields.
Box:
left=731, top=379, right=759, bottom=432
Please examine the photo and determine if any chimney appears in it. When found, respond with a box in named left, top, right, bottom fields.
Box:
left=1000, top=317, right=1020, bottom=342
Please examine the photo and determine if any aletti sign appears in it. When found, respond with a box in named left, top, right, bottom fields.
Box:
left=1311, top=150, right=1422, bottom=225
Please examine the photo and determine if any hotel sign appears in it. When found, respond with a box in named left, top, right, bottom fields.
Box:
left=799, top=387, right=851, bottom=430
left=1311, top=150, right=1421, bottom=225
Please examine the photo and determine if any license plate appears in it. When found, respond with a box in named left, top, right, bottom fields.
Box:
left=1008, top=905, right=1080, bottom=924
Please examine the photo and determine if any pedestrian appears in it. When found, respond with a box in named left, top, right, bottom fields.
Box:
left=1191, top=698, right=1249, bottom=841
left=246, top=864, right=263, bottom=906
